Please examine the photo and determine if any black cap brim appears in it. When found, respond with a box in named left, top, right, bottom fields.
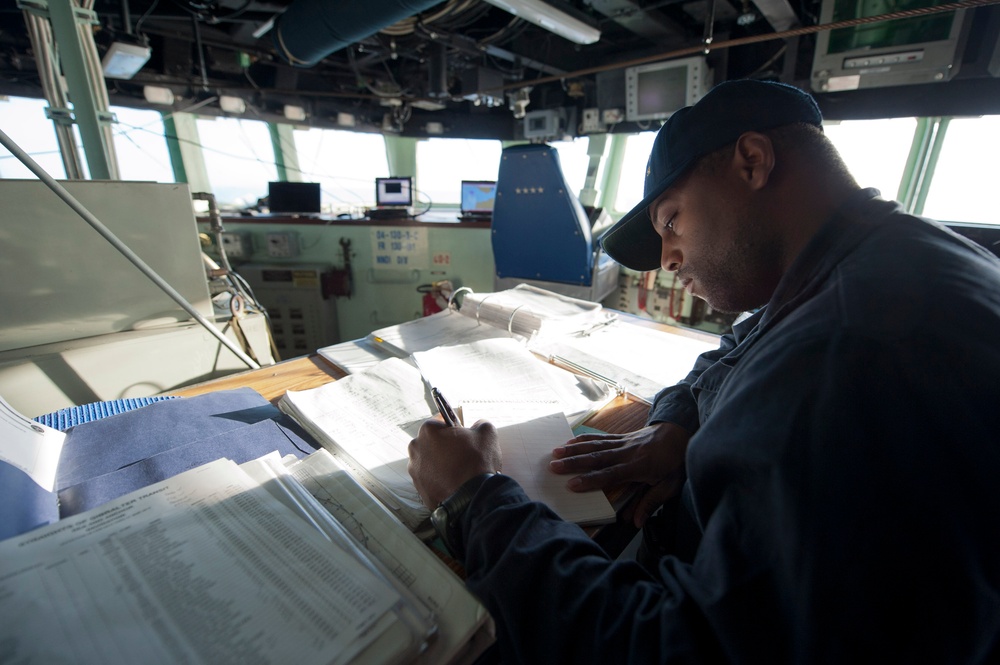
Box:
left=598, top=156, right=696, bottom=272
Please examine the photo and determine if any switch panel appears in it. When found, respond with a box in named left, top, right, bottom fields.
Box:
left=266, top=232, right=299, bottom=258
left=582, top=108, right=602, bottom=133
left=220, top=232, right=251, bottom=258
left=237, top=263, right=340, bottom=355
left=602, top=108, right=624, bottom=124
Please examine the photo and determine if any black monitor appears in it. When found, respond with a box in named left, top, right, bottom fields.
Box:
left=811, top=0, right=970, bottom=92
left=625, top=56, right=712, bottom=122
left=375, top=176, right=413, bottom=207
left=268, top=181, right=321, bottom=213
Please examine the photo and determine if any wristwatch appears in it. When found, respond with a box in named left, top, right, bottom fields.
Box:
left=430, top=473, right=496, bottom=561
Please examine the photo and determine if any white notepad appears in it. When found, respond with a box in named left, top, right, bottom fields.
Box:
left=463, top=401, right=616, bottom=526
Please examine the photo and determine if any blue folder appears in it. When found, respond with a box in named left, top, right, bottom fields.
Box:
left=56, top=387, right=317, bottom=491
left=58, top=419, right=316, bottom=516
left=0, top=387, right=321, bottom=539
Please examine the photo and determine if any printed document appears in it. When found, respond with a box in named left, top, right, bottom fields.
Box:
left=0, top=458, right=411, bottom=665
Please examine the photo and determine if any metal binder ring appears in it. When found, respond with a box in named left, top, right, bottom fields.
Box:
left=507, top=305, right=525, bottom=335
left=475, top=293, right=496, bottom=325
left=448, top=286, right=474, bottom=312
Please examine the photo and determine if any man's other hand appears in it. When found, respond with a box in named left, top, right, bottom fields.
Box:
left=549, top=422, right=691, bottom=527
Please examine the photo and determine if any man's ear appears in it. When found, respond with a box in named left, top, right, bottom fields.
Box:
left=733, top=132, right=775, bottom=190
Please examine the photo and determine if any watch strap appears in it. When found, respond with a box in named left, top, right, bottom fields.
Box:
left=431, top=473, right=496, bottom=560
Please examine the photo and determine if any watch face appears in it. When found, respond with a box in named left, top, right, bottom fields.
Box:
left=431, top=505, right=448, bottom=536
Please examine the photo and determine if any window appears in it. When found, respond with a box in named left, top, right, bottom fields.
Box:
left=921, top=115, right=1000, bottom=225
left=110, top=106, right=174, bottom=183
left=549, top=137, right=592, bottom=198
left=292, top=127, right=390, bottom=213
left=0, top=95, right=72, bottom=179
left=415, top=138, right=501, bottom=207
left=196, top=116, right=276, bottom=209
left=823, top=118, right=917, bottom=201
left=614, top=131, right=657, bottom=213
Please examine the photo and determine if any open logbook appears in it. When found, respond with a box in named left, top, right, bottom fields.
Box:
left=280, top=338, right=616, bottom=532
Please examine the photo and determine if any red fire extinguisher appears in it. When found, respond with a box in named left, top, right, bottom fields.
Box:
left=418, top=280, right=454, bottom=316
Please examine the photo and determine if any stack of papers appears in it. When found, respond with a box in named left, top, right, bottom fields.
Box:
left=0, top=393, right=494, bottom=665
left=0, top=456, right=430, bottom=664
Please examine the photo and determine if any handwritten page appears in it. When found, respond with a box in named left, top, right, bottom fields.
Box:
left=0, top=394, right=65, bottom=491
left=279, top=357, right=433, bottom=529
left=462, top=401, right=615, bottom=526
left=413, top=337, right=614, bottom=427
left=0, top=458, right=410, bottom=665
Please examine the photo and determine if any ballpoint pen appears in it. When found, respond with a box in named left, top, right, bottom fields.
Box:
left=431, top=387, right=459, bottom=427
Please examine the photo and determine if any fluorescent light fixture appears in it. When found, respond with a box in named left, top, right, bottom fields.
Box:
left=219, top=95, right=247, bottom=114
left=252, top=16, right=276, bottom=39
left=102, top=41, right=152, bottom=79
left=285, top=104, right=307, bottom=121
left=482, top=0, right=600, bottom=44
left=143, top=85, right=175, bottom=105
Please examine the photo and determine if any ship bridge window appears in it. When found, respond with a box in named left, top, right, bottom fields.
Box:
left=613, top=131, right=657, bottom=214
left=293, top=127, right=389, bottom=214
left=0, top=95, right=74, bottom=179
left=549, top=137, right=592, bottom=199
left=110, top=106, right=173, bottom=183
left=921, top=115, right=1000, bottom=225
left=823, top=118, right=916, bottom=202
left=415, top=138, right=501, bottom=207
left=196, top=116, right=277, bottom=210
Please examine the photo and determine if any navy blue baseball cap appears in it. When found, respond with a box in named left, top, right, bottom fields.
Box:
left=599, top=79, right=823, bottom=272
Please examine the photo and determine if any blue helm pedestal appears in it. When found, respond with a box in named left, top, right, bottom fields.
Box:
left=491, top=144, right=618, bottom=302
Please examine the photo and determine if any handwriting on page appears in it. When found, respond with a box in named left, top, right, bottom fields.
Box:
left=283, top=358, right=430, bottom=496
left=413, top=338, right=613, bottom=427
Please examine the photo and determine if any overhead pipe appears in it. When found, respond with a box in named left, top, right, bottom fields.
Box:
left=272, top=0, right=447, bottom=67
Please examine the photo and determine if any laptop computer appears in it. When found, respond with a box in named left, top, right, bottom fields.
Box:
left=460, top=180, right=496, bottom=220
left=369, top=176, right=413, bottom=219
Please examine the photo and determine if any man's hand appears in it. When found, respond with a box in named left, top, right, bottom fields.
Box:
left=408, top=419, right=502, bottom=508
left=549, top=422, right=691, bottom=527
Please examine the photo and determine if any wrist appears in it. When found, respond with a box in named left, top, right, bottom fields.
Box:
left=430, top=473, right=496, bottom=561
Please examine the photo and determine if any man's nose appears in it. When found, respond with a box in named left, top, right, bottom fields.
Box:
left=661, top=240, right=681, bottom=272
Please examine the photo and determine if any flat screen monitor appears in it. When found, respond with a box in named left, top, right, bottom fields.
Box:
left=268, top=181, right=321, bottom=213
left=375, top=176, right=413, bottom=207
left=460, top=180, right=497, bottom=217
left=811, top=0, right=969, bottom=92
left=625, top=56, right=711, bottom=123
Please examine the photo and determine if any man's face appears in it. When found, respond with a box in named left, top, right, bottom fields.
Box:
left=648, top=160, right=781, bottom=313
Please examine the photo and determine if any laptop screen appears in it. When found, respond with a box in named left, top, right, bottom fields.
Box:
left=460, top=180, right=497, bottom=216
left=375, top=177, right=413, bottom=207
